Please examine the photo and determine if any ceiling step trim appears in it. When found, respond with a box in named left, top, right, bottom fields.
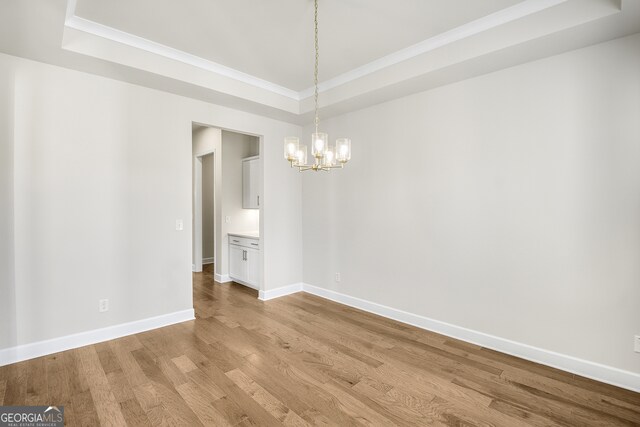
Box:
left=298, top=0, right=569, bottom=99
left=64, top=1, right=300, bottom=100
left=64, top=0, right=568, bottom=103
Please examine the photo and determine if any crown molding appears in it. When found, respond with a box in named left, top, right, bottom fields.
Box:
left=65, top=0, right=77, bottom=21
left=64, top=0, right=569, bottom=107
left=298, top=0, right=569, bottom=99
left=64, top=11, right=300, bottom=100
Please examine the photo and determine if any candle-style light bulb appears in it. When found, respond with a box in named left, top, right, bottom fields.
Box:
left=284, top=137, right=299, bottom=161
left=336, top=138, right=351, bottom=163
left=311, top=132, right=328, bottom=158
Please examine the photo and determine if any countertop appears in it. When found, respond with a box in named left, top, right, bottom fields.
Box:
left=228, top=231, right=259, bottom=239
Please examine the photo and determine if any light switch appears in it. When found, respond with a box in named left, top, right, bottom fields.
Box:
left=176, top=219, right=184, bottom=231
left=225, top=216, right=231, bottom=223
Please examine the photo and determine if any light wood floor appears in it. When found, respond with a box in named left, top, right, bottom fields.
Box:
left=1, top=267, right=639, bottom=426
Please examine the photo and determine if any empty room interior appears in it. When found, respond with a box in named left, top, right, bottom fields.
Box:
left=1, top=0, right=639, bottom=425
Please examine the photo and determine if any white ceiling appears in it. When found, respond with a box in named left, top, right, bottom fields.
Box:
left=0, top=0, right=639, bottom=123
left=74, top=0, right=525, bottom=91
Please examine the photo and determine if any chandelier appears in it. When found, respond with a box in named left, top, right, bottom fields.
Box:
left=284, top=0, right=351, bottom=172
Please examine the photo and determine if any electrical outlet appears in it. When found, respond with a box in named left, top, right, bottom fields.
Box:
left=225, top=216, right=231, bottom=223
left=335, top=272, right=341, bottom=282
left=99, top=299, right=109, bottom=313
left=635, top=335, right=640, bottom=353
left=175, top=219, right=184, bottom=231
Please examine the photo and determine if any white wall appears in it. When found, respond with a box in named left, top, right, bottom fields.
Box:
left=302, top=34, right=640, bottom=375
left=202, top=154, right=215, bottom=260
left=0, top=60, right=16, bottom=349
left=0, top=51, right=302, bottom=352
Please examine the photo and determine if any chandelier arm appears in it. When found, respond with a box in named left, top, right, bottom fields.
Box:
left=293, top=162, right=343, bottom=172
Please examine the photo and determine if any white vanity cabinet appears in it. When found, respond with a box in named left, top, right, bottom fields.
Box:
left=228, top=233, right=260, bottom=289
left=242, top=156, right=260, bottom=209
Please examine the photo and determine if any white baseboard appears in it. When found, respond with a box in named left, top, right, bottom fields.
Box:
left=301, top=284, right=640, bottom=393
left=0, top=308, right=195, bottom=367
left=259, top=283, right=303, bottom=301
left=3, top=281, right=637, bottom=393
left=215, top=273, right=231, bottom=283
left=203, top=257, right=215, bottom=265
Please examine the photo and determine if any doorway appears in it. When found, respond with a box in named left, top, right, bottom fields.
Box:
left=193, top=152, right=215, bottom=273
left=192, top=122, right=263, bottom=292
left=192, top=124, right=220, bottom=273
left=201, top=154, right=215, bottom=268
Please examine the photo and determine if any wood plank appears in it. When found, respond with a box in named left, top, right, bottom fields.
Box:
left=171, top=354, right=199, bottom=374
left=70, top=389, right=102, bottom=427
left=132, top=383, right=161, bottom=413
left=105, top=370, right=136, bottom=403
left=185, top=368, right=226, bottom=401
left=2, top=363, right=27, bottom=406
left=226, top=368, right=309, bottom=425
left=196, top=358, right=284, bottom=427
left=237, top=357, right=318, bottom=418
left=76, top=346, right=128, bottom=426
left=0, top=380, right=5, bottom=405
left=130, top=348, right=204, bottom=426
left=108, top=339, right=149, bottom=388
left=45, top=353, right=72, bottom=409
left=175, top=380, right=233, bottom=426
left=96, top=342, right=121, bottom=375
left=119, top=398, right=152, bottom=427
left=25, top=357, right=48, bottom=405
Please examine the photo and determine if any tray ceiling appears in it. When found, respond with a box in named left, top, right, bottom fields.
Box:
left=73, top=0, right=525, bottom=91
left=0, top=0, right=638, bottom=123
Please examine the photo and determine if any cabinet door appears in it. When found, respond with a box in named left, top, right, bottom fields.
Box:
left=245, top=248, right=260, bottom=287
left=249, top=159, right=260, bottom=208
left=229, top=245, right=246, bottom=281
left=242, top=160, right=252, bottom=209
left=242, top=159, right=260, bottom=209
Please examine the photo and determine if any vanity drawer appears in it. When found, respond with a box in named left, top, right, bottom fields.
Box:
left=229, top=236, right=260, bottom=249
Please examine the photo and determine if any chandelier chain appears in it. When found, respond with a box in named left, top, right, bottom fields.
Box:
left=314, top=0, right=319, bottom=134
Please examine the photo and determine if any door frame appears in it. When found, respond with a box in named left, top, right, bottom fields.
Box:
left=193, top=150, right=215, bottom=273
